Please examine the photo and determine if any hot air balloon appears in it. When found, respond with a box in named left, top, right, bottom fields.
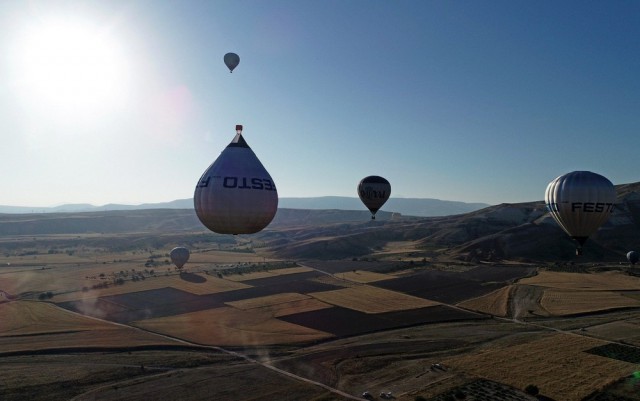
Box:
left=358, top=176, right=391, bottom=219
left=194, top=125, right=278, bottom=234
left=544, top=171, right=616, bottom=256
left=627, top=251, right=639, bottom=265
left=224, top=52, right=240, bottom=73
left=170, top=247, right=190, bottom=271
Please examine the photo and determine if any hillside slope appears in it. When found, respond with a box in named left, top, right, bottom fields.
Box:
left=2, top=182, right=640, bottom=262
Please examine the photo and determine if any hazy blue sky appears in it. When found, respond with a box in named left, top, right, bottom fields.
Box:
left=1, top=0, right=639, bottom=207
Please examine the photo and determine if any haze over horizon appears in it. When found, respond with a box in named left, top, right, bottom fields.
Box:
left=1, top=1, right=639, bottom=207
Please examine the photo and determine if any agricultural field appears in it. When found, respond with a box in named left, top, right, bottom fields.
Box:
left=457, top=285, right=512, bottom=317
left=0, top=301, right=181, bottom=353
left=131, top=306, right=333, bottom=346
left=540, top=289, right=640, bottom=315
left=443, top=333, right=636, bottom=401
left=519, top=270, right=640, bottom=291
left=583, top=318, right=640, bottom=346
left=308, top=285, right=439, bottom=314
left=5, top=242, right=640, bottom=401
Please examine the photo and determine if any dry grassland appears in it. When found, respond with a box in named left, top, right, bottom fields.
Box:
left=334, top=270, right=396, bottom=283
left=309, top=285, right=439, bottom=314
left=373, top=241, right=423, bottom=256
left=0, top=301, right=178, bottom=353
left=443, top=333, right=635, bottom=401
left=0, top=262, right=157, bottom=295
left=520, top=270, right=640, bottom=290
left=223, top=266, right=313, bottom=281
left=541, top=289, right=640, bottom=315
left=457, top=285, right=512, bottom=317
left=225, top=292, right=333, bottom=317
left=0, top=249, right=288, bottom=295
left=188, top=249, right=276, bottom=263
left=53, top=274, right=251, bottom=302
left=132, top=306, right=333, bottom=346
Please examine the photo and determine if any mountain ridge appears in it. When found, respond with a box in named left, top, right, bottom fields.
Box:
left=0, top=196, right=489, bottom=217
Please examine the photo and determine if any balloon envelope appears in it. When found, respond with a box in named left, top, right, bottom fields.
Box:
left=544, top=171, right=616, bottom=252
left=194, top=126, right=278, bottom=234
left=224, top=52, right=240, bottom=72
left=628, top=251, right=639, bottom=265
left=170, top=247, right=190, bottom=269
left=358, top=176, right=391, bottom=219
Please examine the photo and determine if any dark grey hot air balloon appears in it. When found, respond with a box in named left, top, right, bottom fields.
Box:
left=627, top=251, right=639, bottom=265
left=224, top=52, right=240, bottom=73
left=170, top=247, right=190, bottom=271
left=544, top=171, right=616, bottom=256
left=358, top=176, right=391, bottom=219
left=194, top=125, right=278, bottom=234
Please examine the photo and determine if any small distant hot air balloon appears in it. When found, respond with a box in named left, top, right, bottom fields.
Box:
left=194, top=125, right=278, bottom=234
left=545, top=171, right=616, bottom=256
left=224, top=52, right=240, bottom=73
left=358, top=176, right=391, bottom=219
left=170, top=247, right=190, bottom=271
left=627, top=251, right=639, bottom=265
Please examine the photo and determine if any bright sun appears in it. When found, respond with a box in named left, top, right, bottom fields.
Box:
left=12, top=17, right=129, bottom=120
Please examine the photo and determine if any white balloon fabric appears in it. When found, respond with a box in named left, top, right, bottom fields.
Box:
left=194, top=125, right=278, bottom=235
left=358, top=176, right=391, bottom=219
left=544, top=171, right=616, bottom=254
left=170, top=247, right=190, bottom=269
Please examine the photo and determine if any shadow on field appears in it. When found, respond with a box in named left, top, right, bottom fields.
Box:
left=179, top=272, right=207, bottom=283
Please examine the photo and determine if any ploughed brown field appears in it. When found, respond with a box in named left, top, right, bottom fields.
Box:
left=3, top=243, right=640, bottom=400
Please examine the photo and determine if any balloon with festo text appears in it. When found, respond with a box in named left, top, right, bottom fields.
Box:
left=544, top=170, right=616, bottom=254
left=358, top=175, right=391, bottom=219
left=194, top=125, right=278, bottom=234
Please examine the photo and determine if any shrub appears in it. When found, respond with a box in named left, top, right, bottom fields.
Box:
left=524, top=384, right=539, bottom=396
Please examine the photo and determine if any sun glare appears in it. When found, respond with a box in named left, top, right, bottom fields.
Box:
left=11, top=17, right=129, bottom=120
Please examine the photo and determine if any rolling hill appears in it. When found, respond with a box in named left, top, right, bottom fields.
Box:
left=2, top=182, right=640, bottom=262
left=0, top=196, right=489, bottom=217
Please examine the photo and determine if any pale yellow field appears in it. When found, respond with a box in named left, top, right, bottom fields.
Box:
left=0, top=301, right=178, bottom=353
left=309, top=285, right=439, bottom=314
left=520, top=270, right=640, bottom=290
left=226, top=292, right=333, bottom=317
left=540, top=289, right=640, bottom=315
left=443, top=333, right=635, bottom=401
left=334, top=270, right=396, bottom=283
left=132, top=306, right=333, bottom=346
left=223, top=266, right=314, bottom=281
left=53, top=274, right=251, bottom=302
left=457, top=285, right=512, bottom=317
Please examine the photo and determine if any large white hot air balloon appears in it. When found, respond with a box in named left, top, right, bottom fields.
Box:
left=170, top=247, right=190, bottom=270
left=194, top=125, right=278, bottom=235
left=544, top=171, right=616, bottom=255
left=358, top=176, right=391, bottom=219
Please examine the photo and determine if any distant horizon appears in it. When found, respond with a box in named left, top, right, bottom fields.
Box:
left=0, top=194, right=492, bottom=210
